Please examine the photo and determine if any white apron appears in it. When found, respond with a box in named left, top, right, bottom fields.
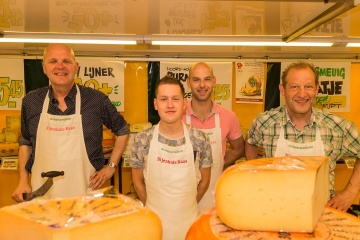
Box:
left=186, top=114, right=223, bottom=214
left=145, top=123, right=197, bottom=240
left=274, top=126, right=325, bottom=157
left=31, top=85, right=95, bottom=198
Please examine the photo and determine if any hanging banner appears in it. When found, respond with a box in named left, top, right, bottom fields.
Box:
left=49, top=0, right=124, bottom=33
left=235, top=62, right=265, bottom=104
left=0, top=0, right=25, bottom=30
left=76, top=60, right=125, bottom=112
left=0, top=59, right=25, bottom=110
left=280, top=62, right=351, bottom=112
left=160, top=62, right=232, bottom=109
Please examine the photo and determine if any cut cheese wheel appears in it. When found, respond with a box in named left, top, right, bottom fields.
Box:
left=0, top=195, right=162, bottom=240
left=186, top=207, right=360, bottom=239
left=215, top=156, right=330, bottom=233
left=102, top=139, right=115, bottom=153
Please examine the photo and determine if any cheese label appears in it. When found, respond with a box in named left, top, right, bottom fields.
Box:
left=1, top=157, right=18, bottom=170
left=345, top=157, right=356, bottom=169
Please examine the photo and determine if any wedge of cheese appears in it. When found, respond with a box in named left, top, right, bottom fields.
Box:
left=215, top=156, right=330, bottom=233
left=0, top=195, right=162, bottom=240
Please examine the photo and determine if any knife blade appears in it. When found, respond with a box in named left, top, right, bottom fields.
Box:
left=23, top=171, right=64, bottom=201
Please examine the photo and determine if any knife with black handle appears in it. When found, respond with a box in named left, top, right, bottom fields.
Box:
left=23, top=171, right=64, bottom=201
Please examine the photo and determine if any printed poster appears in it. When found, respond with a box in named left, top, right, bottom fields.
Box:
left=49, top=0, right=124, bottom=33
left=160, top=62, right=232, bottom=109
left=160, top=1, right=232, bottom=35
left=76, top=60, right=125, bottom=112
left=159, top=1, right=233, bottom=53
left=0, top=59, right=25, bottom=110
left=0, top=0, right=26, bottom=50
left=280, top=62, right=350, bottom=112
left=0, top=0, right=25, bottom=31
left=235, top=62, right=265, bottom=104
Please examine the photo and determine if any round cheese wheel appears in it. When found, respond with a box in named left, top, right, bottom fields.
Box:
left=186, top=207, right=360, bottom=239
left=0, top=195, right=162, bottom=240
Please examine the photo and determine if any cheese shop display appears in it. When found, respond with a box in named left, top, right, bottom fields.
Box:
left=215, top=156, right=330, bottom=233
left=0, top=195, right=162, bottom=240
left=102, top=126, right=115, bottom=153
left=186, top=207, right=360, bottom=239
left=0, top=115, right=21, bottom=157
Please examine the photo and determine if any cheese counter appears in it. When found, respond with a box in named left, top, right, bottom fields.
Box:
left=1, top=159, right=359, bottom=207
left=0, top=157, right=133, bottom=208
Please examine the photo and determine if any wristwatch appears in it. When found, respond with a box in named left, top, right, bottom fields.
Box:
left=107, top=162, right=117, bottom=168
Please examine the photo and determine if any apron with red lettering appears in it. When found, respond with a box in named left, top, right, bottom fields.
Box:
left=31, top=85, right=95, bottom=198
left=145, top=123, right=197, bottom=240
left=186, top=114, right=222, bottom=214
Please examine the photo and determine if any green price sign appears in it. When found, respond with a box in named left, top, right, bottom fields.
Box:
left=0, top=77, right=24, bottom=108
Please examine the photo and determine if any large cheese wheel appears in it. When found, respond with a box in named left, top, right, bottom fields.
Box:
left=186, top=207, right=360, bottom=239
left=215, top=156, right=330, bottom=233
left=0, top=195, right=162, bottom=240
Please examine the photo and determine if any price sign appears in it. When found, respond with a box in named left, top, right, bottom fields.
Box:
left=76, top=60, right=125, bottom=112
left=0, top=59, right=25, bottom=110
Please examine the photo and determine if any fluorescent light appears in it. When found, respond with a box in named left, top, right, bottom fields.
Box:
left=0, top=38, right=136, bottom=44
left=151, top=40, right=332, bottom=47
left=346, top=43, right=360, bottom=47
left=150, top=35, right=333, bottom=47
left=0, top=31, right=138, bottom=45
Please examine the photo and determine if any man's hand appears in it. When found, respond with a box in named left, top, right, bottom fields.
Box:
left=89, top=166, right=115, bottom=190
left=326, top=189, right=357, bottom=211
left=12, top=182, right=32, bottom=202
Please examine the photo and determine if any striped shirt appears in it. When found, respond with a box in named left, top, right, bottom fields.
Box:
left=19, top=84, right=129, bottom=172
left=247, top=105, right=360, bottom=195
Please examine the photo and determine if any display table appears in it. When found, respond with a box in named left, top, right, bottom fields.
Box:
left=186, top=207, right=360, bottom=239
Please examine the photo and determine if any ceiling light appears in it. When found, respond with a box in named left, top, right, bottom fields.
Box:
left=0, top=31, right=139, bottom=45
left=149, top=35, right=333, bottom=47
left=347, top=43, right=360, bottom=47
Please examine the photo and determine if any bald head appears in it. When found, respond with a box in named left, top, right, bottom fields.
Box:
left=189, top=62, right=214, bottom=78
left=43, top=44, right=76, bottom=62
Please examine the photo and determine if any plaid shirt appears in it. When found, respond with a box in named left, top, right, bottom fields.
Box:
left=247, top=105, right=360, bottom=195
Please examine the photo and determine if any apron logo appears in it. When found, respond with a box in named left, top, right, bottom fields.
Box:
left=160, top=147, right=183, bottom=154
left=49, top=117, right=71, bottom=121
left=288, top=145, right=313, bottom=150
left=157, top=157, right=188, bottom=164
left=46, top=126, right=75, bottom=131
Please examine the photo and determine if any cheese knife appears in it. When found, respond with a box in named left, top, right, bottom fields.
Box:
left=23, top=171, right=64, bottom=201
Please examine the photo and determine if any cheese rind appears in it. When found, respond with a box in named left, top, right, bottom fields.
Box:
left=0, top=195, right=162, bottom=240
left=215, top=156, right=330, bottom=233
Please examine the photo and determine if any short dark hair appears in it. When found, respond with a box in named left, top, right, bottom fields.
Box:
left=281, top=61, right=319, bottom=87
left=155, top=75, right=185, bottom=98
